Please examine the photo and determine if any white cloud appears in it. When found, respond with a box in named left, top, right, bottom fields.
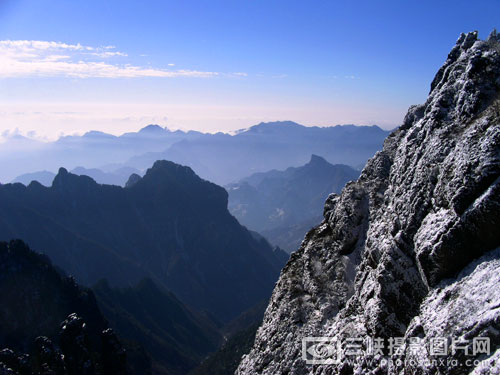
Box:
left=90, top=51, right=128, bottom=58
left=0, top=40, right=220, bottom=79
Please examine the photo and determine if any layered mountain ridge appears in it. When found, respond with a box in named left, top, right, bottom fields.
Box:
left=128, top=123, right=388, bottom=185
left=237, top=31, right=500, bottom=374
left=227, top=155, right=359, bottom=253
left=1, top=122, right=389, bottom=186
left=0, top=160, right=287, bottom=323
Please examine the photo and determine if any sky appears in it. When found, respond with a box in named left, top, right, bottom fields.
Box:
left=0, top=0, right=499, bottom=139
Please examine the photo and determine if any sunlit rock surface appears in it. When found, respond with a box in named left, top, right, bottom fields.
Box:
left=237, top=31, right=500, bottom=375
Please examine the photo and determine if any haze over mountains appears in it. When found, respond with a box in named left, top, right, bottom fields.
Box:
left=0, top=161, right=287, bottom=323
left=4, top=122, right=390, bottom=186
left=2, top=124, right=200, bottom=183
left=2, top=31, right=498, bottom=375
left=0, top=0, right=497, bottom=373
left=227, top=155, right=360, bottom=253
left=0, top=124, right=386, bottom=375
left=12, top=166, right=142, bottom=187
left=126, top=122, right=388, bottom=185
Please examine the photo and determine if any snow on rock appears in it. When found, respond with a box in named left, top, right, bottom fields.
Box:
left=237, top=31, right=500, bottom=375
left=403, top=248, right=500, bottom=374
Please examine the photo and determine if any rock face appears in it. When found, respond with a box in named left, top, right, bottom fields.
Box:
left=237, top=31, right=500, bottom=374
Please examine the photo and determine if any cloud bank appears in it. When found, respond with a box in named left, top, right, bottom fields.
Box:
left=0, top=40, right=219, bottom=78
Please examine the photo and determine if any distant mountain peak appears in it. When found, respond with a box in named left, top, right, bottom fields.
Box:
left=148, top=159, right=196, bottom=177
left=248, top=121, right=302, bottom=132
left=12, top=170, right=56, bottom=187
left=231, top=121, right=301, bottom=135
left=125, top=173, right=142, bottom=188
left=151, top=159, right=178, bottom=169
left=141, top=160, right=209, bottom=193
left=0, top=160, right=287, bottom=324
left=308, top=154, right=328, bottom=165
left=139, top=124, right=166, bottom=133
left=257, top=121, right=301, bottom=126
left=52, top=167, right=97, bottom=190
left=82, top=130, right=116, bottom=139
left=58, top=167, right=69, bottom=175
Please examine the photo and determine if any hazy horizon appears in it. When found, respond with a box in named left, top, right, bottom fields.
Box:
left=0, top=120, right=391, bottom=184
left=1, top=0, right=499, bottom=140
left=0, top=120, right=388, bottom=143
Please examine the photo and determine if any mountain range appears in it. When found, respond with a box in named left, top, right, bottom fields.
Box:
left=0, top=125, right=203, bottom=183
left=0, top=160, right=287, bottom=324
left=126, top=122, right=388, bottom=185
left=2, top=30, right=498, bottom=375
left=2, top=122, right=390, bottom=186
left=226, top=154, right=359, bottom=252
left=12, top=166, right=142, bottom=187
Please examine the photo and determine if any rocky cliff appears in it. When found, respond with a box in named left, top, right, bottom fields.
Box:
left=237, top=31, right=500, bottom=374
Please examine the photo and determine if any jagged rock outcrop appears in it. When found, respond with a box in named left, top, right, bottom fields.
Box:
left=100, top=329, right=127, bottom=375
left=0, top=317, right=127, bottom=375
left=0, top=240, right=134, bottom=375
left=59, top=314, right=96, bottom=375
left=0, top=240, right=107, bottom=352
left=33, top=336, right=66, bottom=375
left=237, top=31, right=500, bottom=374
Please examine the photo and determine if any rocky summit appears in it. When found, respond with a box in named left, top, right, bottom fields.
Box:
left=237, top=31, right=500, bottom=374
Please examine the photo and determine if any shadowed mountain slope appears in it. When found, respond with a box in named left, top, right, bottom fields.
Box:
left=0, top=160, right=287, bottom=323
left=93, top=278, right=222, bottom=375
left=227, top=155, right=359, bottom=252
left=0, top=239, right=132, bottom=375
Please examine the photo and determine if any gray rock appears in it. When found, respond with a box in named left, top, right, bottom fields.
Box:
left=237, top=31, right=500, bottom=375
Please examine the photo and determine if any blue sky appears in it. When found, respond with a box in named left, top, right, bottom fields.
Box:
left=0, top=0, right=499, bottom=138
